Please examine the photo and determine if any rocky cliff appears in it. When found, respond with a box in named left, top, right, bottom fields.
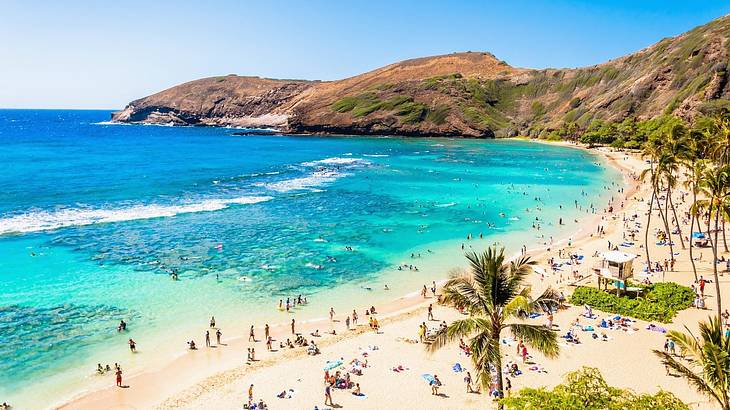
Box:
left=112, top=15, right=730, bottom=138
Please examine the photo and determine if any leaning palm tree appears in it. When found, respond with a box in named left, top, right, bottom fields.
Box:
left=654, top=316, right=730, bottom=410
left=426, top=247, right=559, bottom=404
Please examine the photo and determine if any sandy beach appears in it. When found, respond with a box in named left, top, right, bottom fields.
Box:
left=59, top=141, right=720, bottom=410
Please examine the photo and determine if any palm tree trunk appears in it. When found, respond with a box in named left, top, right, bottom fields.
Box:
left=492, top=334, right=504, bottom=408
left=711, top=207, right=723, bottom=318
left=668, top=188, right=685, bottom=249
left=644, top=190, right=655, bottom=272
left=688, top=196, right=698, bottom=282
left=723, top=218, right=729, bottom=253
left=656, top=188, right=674, bottom=277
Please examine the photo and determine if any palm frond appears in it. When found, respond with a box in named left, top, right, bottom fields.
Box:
left=509, top=323, right=559, bottom=358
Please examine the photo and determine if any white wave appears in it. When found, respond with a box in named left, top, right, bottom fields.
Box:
left=262, top=169, right=343, bottom=193
left=363, top=154, right=389, bottom=158
left=434, top=202, right=456, bottom=208
left=300, top=157, right=369, bottom=167
left=93, top=121, right=130, bottom=126
left=0, top=196, right=273, bottom=235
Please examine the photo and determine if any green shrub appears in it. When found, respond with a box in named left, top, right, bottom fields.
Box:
left=569, top=283, right=693, bottom=323
left=502, top=367, right=688, bottom=410
left=426, top=104, right=450, bottom=125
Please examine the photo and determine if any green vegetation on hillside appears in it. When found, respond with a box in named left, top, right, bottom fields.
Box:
left=332, top=93, right=447, bottom=125
left=569, top=282, right=694, bottom=323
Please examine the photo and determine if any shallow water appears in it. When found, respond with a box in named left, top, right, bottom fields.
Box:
left=0, top=110, right=622, bottom=407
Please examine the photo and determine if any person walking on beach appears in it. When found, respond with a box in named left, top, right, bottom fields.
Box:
left=421, top=285, right=427, bottom=298
left=115, top=368, right=123, bottom=387
left=216, top=329, right=222, bottom=345
left=128, top=338, right=136, bottom=352
left=291, top=319, right=296, bottom=335
left=428, top=304, right=434, bottom=321
left=266, top=336, right=272, bottom=351
left=248, top=384, right=254, bottom=402
left=205, top=331, right=210, bottom=347
left=249, top=325, right=256, bottom=342
left=264, top=324, right=270, bottom=341
left=430, top=375, right=442, bottom=395
left=324, top=383, right=334, bottom=406
left=465, top=371, right=473, bottom=393
left=329, top=307, right=335, bottom=321
left=352, top=310, right=358, bottom=325
left=419, top=322, right=426, bottom=342
left=345, top=315, right=350, bottom=330
left=210, top=316, right=216, bottom=328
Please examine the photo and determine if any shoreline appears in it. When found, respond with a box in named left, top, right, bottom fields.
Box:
left=57, top=139, right=634, bottom=409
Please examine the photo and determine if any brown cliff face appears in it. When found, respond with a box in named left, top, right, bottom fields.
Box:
left=112, top=15, right=730, bottom=138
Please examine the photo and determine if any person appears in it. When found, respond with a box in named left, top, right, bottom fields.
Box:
left=216, top=329, right=222, bottom=345
left=324, top=383, right=334, bottom=406
left=465, top=371, right=473, bottom=393
left=210, top=316, right=216, bottom=328
left=265, top=324, right=270, bottom=340
left=505, top=377, right=512, bottom=397
left=352, top=382, right=361, bottom=395
left=128, top=338, right=136, bottom=352
left=329, top=307, right=335, bottom=321
left=430, top=375, right=442, bottom=395
left=118, top=319, right=127, bottom=332
left=97, top=363, right=104, bottom=374
left=266, top=336, right=272, bottom=351
left=291, top=319, right=296, bottom=335
left=249, top=325, right=256, bottom=342
left=427, top=304, right=434, bottom=321
left=418, top=322, right=426, bottom=342
left=345, top=315, right=351, bottom=330
left=188, top=340, right=197, bottom=350
left=352, top=310, right=358, bottom=325
left=115, top=368, right=123, bottom=387
left=205, top=331, right=211, bottom=347
left=248, top=384, right=254, bottom=402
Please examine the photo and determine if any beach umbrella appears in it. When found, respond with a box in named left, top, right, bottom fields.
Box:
left=421, top=373, right=435, bottom=384
left=323, top=360, right=343, bottom=371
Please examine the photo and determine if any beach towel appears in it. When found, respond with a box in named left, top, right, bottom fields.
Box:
left=452, top=363, right=463, bottom=372
left=647, top=324, right=667, bottom=333
left=353, top=393, right=367, bottom=399
left=582, top=325, right=594, bottom=332
left=528, top=312, right=542, bottom=319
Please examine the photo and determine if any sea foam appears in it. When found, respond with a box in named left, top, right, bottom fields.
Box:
left=0, top=196, right=272, bottom=235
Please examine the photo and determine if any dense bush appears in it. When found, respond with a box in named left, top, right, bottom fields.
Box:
left=569, top=282, right=694, bottom=323
left=502, top=367, right=688, bottom=410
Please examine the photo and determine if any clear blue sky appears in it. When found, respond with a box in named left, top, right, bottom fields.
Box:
left=1, top=0, right=729, bottom=109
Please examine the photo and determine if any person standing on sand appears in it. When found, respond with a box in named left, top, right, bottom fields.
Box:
left=249, top=325, right=255, bottom=342
left=465, top=371, right=473, bottom=393
left=428, top=304, right=434, bottom=321
left=264, top=324, right=270, bottom=341
left=115, top=368, right=123, bottom=387
left=205, top=331, right=210, bottom=347
left=291, top=319, right=296, bottom=335
left=430, top=375, right=442, bottom=395
left=329, top=307, right=335, bottom=321
left=345, top=315, right=350, bottom=330
left=419, top=323, right=426, bottom=342
left=352, top=310, right=358, bottom=325
left=422, top=285, right=427, bottom=298
left=210, top=316, right=215, bottom=328
left=248, top=384, right=254, bottom=402
left=216, top=329, right=222, bottom=345
left=128, top=338, right=136, bottom=352
left=324, top=383, right=334, bottom=406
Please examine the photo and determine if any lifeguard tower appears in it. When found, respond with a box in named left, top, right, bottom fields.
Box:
left=593, top=251, right=639, bottom=295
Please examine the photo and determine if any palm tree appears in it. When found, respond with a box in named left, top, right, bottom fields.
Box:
left=684, top=160, right=708, bottom=282
left=426, top=247, right=559, bottom=404
left=699, top=164, right=730, bottom=317
left=654, top=316, right=730, bottom=410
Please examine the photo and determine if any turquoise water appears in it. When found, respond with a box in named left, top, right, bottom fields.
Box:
left=0, top=110, right=622, bottom=407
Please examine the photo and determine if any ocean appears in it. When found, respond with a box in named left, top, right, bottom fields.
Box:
left=0, top=109, right=623, bottom=408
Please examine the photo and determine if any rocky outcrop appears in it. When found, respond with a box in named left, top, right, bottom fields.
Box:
left=113, top=15, right=730, bottom=138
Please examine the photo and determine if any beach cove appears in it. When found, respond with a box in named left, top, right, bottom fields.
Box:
left=0, top=110, right=624, bottom=408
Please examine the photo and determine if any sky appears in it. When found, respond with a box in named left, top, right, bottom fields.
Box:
left=1, top=0, right=729, bottom=109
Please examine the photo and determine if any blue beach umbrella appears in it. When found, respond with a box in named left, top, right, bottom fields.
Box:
left=323, top=360, right=343, bottom=371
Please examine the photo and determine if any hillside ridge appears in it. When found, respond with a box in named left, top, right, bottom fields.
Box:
left=112, top=15, right=730, bottom=138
